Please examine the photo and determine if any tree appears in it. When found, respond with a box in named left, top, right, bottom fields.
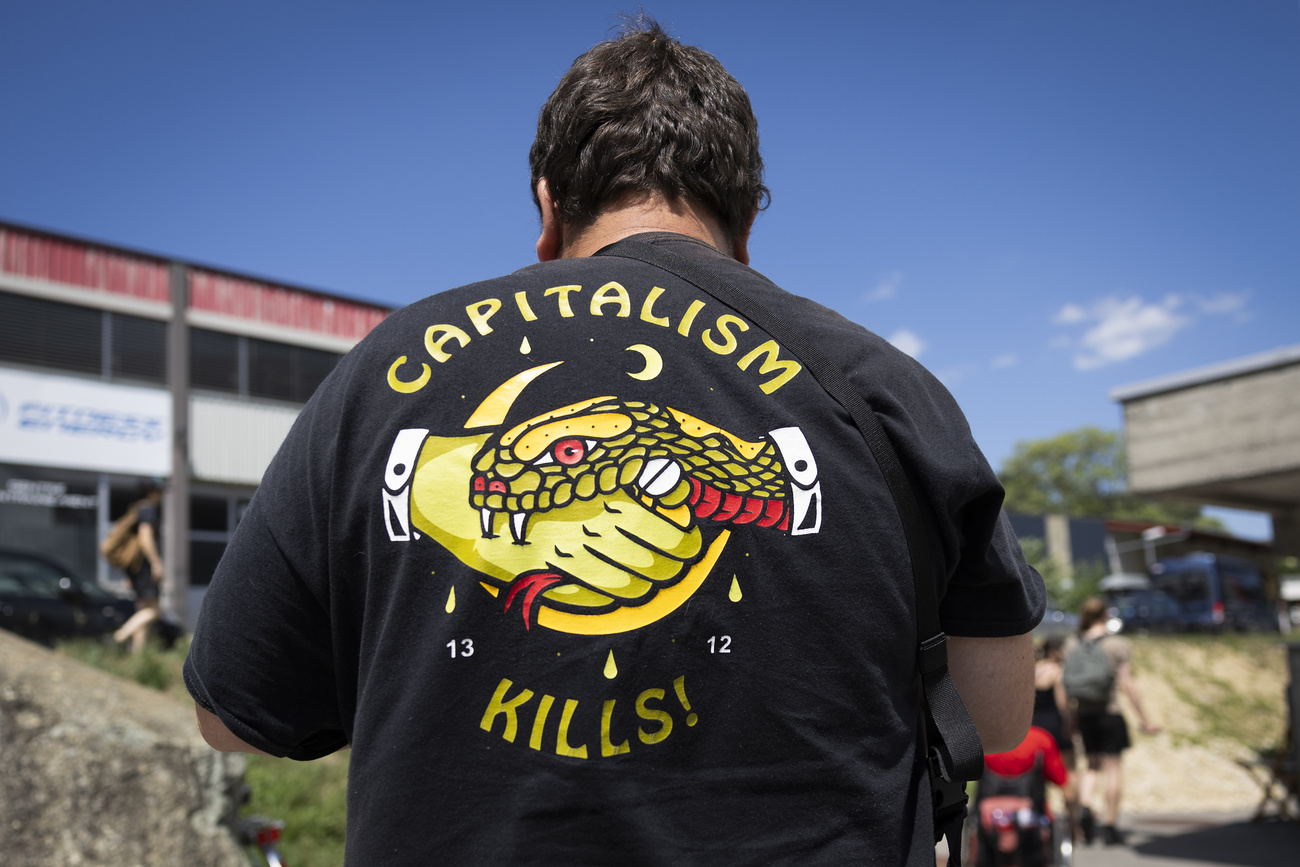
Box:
left=998, top=426, right=1220, bottom=528
left=1018, top=536, right=1105, bottom=612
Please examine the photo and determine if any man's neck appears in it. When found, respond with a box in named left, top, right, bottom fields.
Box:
left=535, top=187, right=750, bottom=264
left=560, top=197, right=731, bottom=259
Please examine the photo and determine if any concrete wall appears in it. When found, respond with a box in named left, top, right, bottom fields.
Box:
left=1121, top=361, right=1300, bottom=497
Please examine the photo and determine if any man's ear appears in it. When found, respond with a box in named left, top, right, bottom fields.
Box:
left=732, top=210, right=757, bottom=266
left=536, top=179, right=564, bottom=262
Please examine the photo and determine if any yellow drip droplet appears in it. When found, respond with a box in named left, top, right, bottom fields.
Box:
left=729, top=576, right=743, bottom=602
left=445, top=587, right=456, bottom=613
left=520, top=337, right=532, bottom=354
left=603, top=650, right=618, bottom=679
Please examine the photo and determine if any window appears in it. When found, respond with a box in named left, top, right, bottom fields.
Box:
left=190, top=540, right=228, bottom=587
left=190, top=328, right=240, bottom=392
left=1221, top=566, right=1264, bottom=603
left=0, top=292, right=101, bottom=374
left=0, top=292, right=167, bottom=383
left=299, top=345, right=339, bottom=399
left=1156, top=570, right=1211, bottom=603
left=191, top=495, right=230, bottom=532
left=248, top=339, right=296, bottom=400
left=2, top=292, right=340, bottom=403
left=188, top=492, right=257, bottom=586
left=110, top=313, right=167, bottom=383
left=248, top=338, right=339, bottom=402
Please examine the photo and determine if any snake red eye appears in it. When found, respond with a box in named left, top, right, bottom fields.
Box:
left=488, top=480, right=507, bottom=493
left=553, top=438, right=586, bottom=466
left=472, top=476, right=486, bottom=491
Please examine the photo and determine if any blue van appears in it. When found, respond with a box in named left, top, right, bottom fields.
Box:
left=1149, top=553, right=1277, bottom=632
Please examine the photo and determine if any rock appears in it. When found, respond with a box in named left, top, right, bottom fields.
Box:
left=0, top=630, right=246, bottom=866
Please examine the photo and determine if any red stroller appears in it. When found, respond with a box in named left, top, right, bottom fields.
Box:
left=966, top=726, right=1071, bottom=867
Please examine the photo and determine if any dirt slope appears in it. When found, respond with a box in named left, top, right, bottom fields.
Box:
left=1096, top=634, right=1291, bottom=814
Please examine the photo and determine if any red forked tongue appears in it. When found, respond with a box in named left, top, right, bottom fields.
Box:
left=503, top=572, right=562, bottom=630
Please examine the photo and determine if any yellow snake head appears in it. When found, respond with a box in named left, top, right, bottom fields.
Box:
left=469, top=397, right=796, bottom=544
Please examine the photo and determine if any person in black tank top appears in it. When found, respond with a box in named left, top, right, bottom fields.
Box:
left=1031, top=636, right=1079, bottom=841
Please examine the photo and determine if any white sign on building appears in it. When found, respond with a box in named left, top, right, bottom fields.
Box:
left=0, top=367, right=171, bottom=476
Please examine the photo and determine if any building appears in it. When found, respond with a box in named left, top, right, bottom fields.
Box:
left=0, top=220, right=390, bottom=626
left=1112, top=345, right=1300, bottom=561
left=1007, top=512, right=1273, bottom=588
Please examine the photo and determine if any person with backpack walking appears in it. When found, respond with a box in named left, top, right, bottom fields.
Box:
left=1063, top=596, right=1160, bottom=846
left=111, top=481, right=165, bottom=653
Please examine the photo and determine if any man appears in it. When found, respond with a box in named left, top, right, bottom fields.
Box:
left=186, top=19, right=1043, bottom=864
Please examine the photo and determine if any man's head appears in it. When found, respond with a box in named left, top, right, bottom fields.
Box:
left=530, top=16, right=767, bottom=254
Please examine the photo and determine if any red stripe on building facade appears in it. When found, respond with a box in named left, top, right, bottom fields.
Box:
left=188, top=270, right=388, bottom=341
left=0, top=225, right=170, bottom=302
left=1, top=224, right=389, bottom=340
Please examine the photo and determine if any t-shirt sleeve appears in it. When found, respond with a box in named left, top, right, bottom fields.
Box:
left=1105, top=635, right=1133, bottom=668
left=937, top=507, right=1045, bottom=637
left=866, top=346, right=1045, bottom=638
left=183, top=362, right=353, bottom=761
left=136, top=502, right=159, bottom=530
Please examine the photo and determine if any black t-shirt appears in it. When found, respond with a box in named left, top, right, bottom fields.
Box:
left=185, top=234, right=1044, bottom=865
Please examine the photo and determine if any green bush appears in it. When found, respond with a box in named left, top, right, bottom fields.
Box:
left=1018, top=536, right=1105, bottom=612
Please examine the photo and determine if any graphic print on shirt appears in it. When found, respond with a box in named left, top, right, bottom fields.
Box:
left=375, top=276, right=824, bottom=760
left=382, top=360, right=822, bottom=635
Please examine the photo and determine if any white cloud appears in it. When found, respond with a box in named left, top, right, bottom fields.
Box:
left=1053, top=288, right=1255, bottom=370
left=1057, top=294, right=1191, bottom=370
left=1052, top=303, right=1088, bottom=324
left=1196, top=290, right=1253, bottom=322
left=1196, top=290, right=1249, bottom=314
left=887, top=328, right=926, bottom=359
left=864, top=269, right=902, bottom=302
left=990, top=353, right=1018, bottom=369
left=936, top=362, right=979, bottom=388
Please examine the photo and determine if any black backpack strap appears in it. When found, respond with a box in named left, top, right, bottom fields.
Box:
left=597, top=237, right=985, bottom=860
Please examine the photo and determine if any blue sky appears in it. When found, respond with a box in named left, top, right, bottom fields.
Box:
left=3, top=1, right=1297, bottom=539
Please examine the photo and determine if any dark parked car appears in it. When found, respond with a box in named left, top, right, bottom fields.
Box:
left=1150, top=553, right=1277, bottom=632
left=1105, top=589, right=1186, bottom=633
left=0, top=548, right=134, bottom=646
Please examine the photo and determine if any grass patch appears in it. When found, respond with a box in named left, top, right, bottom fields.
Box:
left=56, top=635, right=349, bottom=866
left=1127, top=633, right=1290, bottom=753
left=243, top=752, right=349, bottom=865
left=56, top=634, right=188, bottom=697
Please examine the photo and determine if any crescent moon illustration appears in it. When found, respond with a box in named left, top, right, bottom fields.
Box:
left=625, top=344, right=663, bottom=381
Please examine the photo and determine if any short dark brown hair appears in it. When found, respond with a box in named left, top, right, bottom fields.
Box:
left=529, top=15, right=769, bottom=244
